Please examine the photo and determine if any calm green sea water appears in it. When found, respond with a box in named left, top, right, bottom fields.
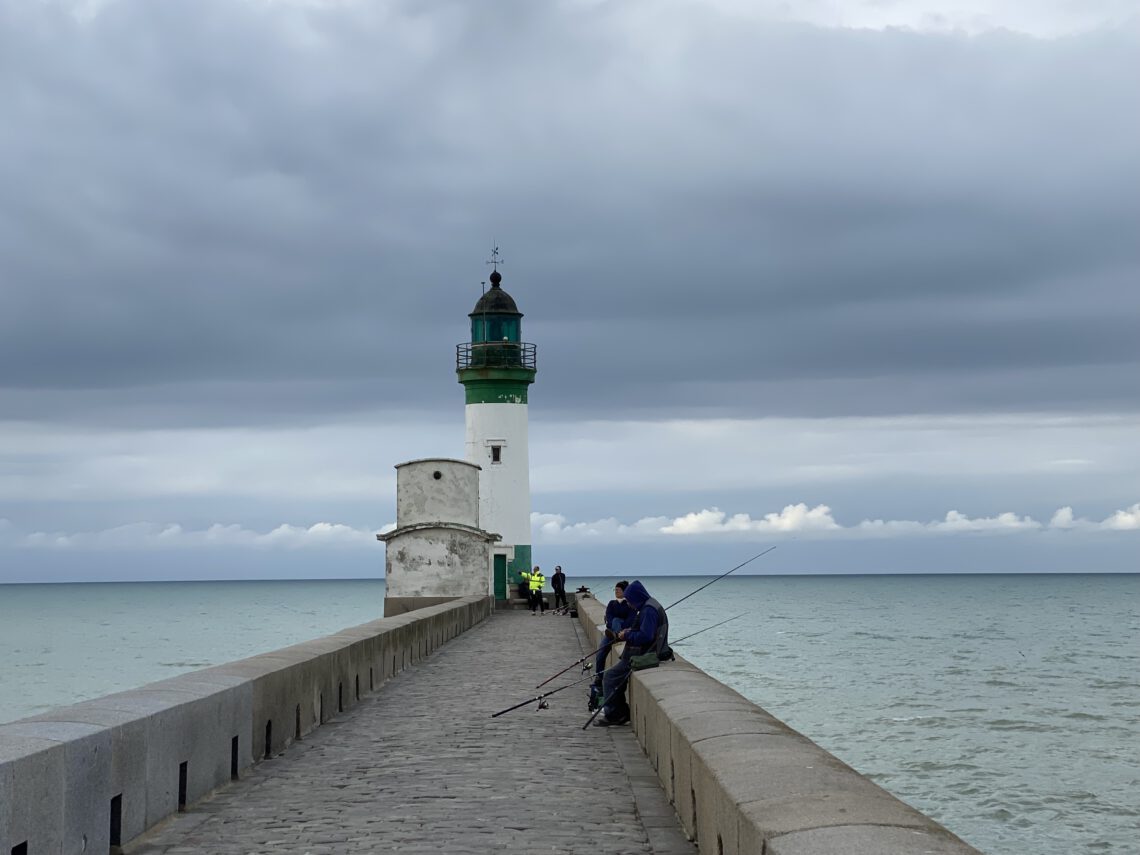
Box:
left=1, top=574, right=1137, bottom=855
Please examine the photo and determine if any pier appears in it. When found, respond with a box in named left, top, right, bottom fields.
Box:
left=1, top=595, right=984, bottom=854
left=124, top=608, right=690, bottom=854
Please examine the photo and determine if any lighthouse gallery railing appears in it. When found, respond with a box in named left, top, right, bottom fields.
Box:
left=456, top=342, right=537, bottom=371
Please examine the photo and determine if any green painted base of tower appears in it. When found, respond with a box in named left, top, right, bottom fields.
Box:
left=506, top=544, right=533, bottom=589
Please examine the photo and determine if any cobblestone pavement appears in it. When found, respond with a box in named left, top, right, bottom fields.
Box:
left=127, top=611, right=696, bottom=854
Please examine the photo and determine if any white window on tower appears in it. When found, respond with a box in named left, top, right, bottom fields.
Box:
left=485, top=439, right=506, bottom=464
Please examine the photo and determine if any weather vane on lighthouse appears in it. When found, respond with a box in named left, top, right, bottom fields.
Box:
left=486, top=244, right=504, bottom=273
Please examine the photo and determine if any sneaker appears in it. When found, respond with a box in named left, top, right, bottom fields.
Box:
left=604, top=628, right=617, bottom=641
left=592, top=714, right=630, bottom=727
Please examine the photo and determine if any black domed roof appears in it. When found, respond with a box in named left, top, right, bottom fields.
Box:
left=471, top=270, right=522, bottom=316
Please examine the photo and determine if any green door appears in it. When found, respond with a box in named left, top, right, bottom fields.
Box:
left=493, top=554, right=507, bottom=600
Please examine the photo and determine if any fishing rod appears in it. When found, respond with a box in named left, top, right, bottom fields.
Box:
left=534, top=546, right=777, bottom=689
left=583, top=673, right=630, bottom=728
left=534, top=641, right=606, bottom=690
left=491, top=667, right=608, bottom=717
left=495, top=613, right=748, bottom=719
left=582, top=610, right=757, bottom=730
left=583, top=606, right=761, bottom=734
left=662, top=545, right=777, bottom=611
left=670, top=612, right=746, bottom=646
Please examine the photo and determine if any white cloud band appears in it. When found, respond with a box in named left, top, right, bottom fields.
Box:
left=1, top=503, right=1135, bottom=550
left=529, top=502, right=1140, bottom=543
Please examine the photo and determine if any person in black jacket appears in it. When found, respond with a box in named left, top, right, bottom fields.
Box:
left=551, top=565, right=568, bottom=610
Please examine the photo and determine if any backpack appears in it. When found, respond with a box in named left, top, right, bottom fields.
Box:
left=587, top=682, right=604, bottom=711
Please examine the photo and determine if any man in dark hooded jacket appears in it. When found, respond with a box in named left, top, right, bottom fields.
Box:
left=595, top=579, right=671, bottom=727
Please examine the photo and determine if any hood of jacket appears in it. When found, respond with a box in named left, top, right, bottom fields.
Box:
left=623, top=580, right=650, bottom=609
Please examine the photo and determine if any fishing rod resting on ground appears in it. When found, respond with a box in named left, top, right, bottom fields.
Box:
left=492, top=613, right=747, bottom=718
left=533, top=545, right=777, bottom=690
left=491, top=669, right=600, bottom=718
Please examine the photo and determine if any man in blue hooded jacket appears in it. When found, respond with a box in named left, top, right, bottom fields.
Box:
left=594, top=579, right=671, bottom=727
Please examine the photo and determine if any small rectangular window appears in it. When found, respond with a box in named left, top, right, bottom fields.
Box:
left=491, top=445, right=502, bottom=464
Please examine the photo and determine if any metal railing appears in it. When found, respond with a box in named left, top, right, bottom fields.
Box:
left=456, top=342, right=537, bottom=371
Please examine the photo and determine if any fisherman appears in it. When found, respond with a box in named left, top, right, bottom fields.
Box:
left=593, top=581, right=634, bottom=689
left=551, top=565, right=568, bottom=610
left=528, top=565, right=547, bottom=614
left=594, top=580, right=670, bottom=727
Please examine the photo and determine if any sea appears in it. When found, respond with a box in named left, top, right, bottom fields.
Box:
left=1, top=574, right=1136, bottom=855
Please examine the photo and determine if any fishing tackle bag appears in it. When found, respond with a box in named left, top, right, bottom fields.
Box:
left=630, top=652, right=660, bottom=671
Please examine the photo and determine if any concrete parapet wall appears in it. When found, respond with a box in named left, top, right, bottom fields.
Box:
left=0, top=595, right=491, bottom=854
left=576, top=595, right=984, bottom=855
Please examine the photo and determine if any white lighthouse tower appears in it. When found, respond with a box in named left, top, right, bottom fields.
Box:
left=456, top=258, right=536, bottom=602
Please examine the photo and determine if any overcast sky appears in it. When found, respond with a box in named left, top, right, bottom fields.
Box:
left=2, top=0, right=1138, bottom=582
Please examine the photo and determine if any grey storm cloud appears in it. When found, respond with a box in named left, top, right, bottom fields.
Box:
left=1, top=0, right=1138, bottom=427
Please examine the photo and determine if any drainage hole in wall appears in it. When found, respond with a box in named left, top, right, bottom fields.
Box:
left=691, top=788, right=697, bottom=841
left=178, top=762, right=188, bottom=811
left=110, top=793, right=123, bottom=847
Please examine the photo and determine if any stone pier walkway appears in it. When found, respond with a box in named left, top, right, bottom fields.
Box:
left=126, top=611, right=696, bottom=854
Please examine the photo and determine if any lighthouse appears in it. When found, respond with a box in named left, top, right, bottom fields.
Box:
left=456, top=262, right=536, bottom=601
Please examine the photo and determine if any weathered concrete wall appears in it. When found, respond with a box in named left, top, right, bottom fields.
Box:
left=0, top=596, right=491, bottom=854
left=395, top=458, right=481, bottom=529
left=381, top=457, right=498, bottom=613
left=383, top=525, right=496, bottom=600
left=576, top=596, right=985, bottom=855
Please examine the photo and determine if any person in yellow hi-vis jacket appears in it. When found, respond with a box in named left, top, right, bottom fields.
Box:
left=527, top=566, right=547, bottom=614
left=518, top=568, right=532, bottom=603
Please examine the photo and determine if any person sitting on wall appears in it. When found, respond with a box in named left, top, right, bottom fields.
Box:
left=551, top=565, right=568, bottom=610
left=593, top=580, right=634, bottom=683
left=594, top=579, right=671, bottom=727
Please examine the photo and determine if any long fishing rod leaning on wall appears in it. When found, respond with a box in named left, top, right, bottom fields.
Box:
left=490, top=546, right=777, bottom=720
left=489, top=613, right=747, bottom=719
left=581, top=547, right=777, bottom=728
